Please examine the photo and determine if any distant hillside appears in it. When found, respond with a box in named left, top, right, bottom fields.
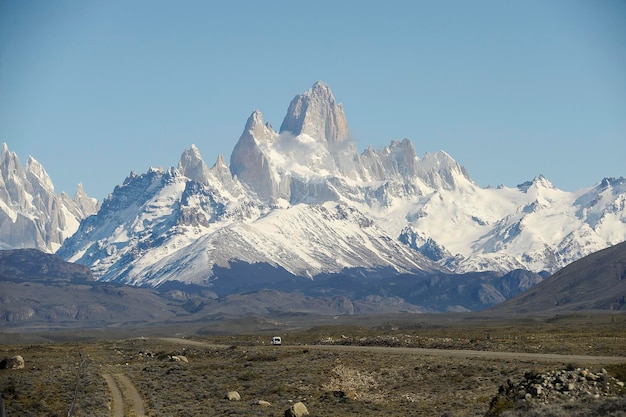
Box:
left=0, top=248, right=93, bottom=282
left=491, top=241, right=626, bottom=314
left=0, top=249, right=180, bottom=326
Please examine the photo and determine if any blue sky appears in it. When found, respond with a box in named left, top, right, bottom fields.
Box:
left=1, top=0, right=625, bottom=201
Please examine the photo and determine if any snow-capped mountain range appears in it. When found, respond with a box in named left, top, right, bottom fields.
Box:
left=4, top=82, right=626, bottom=289
left=0, top=143, right=99, bottom=253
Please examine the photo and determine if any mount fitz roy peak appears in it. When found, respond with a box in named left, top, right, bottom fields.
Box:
left=0, top=143, right=99, bottom=253
left=56, top=82, right=626, bottom=287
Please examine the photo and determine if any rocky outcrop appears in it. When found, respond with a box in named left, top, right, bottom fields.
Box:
left=486, top=367, right=626, bottom=416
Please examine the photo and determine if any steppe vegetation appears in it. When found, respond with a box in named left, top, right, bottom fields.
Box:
left=1, top=313, right=625, bottom=416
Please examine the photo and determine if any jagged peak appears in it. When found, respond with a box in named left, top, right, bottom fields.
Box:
left=166, top=166, right=180, bottom=177
left=75, top=182, right=85, bottom=195
left=210, top=153, right=237, bottom=187
left=386, top=138, right=416, bottom=155
left=362, top=146, right=376, bottom=156
left=599, top=176, right=625, bottom=189
left=241, top=110, right=276, bottom=143
left=279, top=81, right=349, bottom=144
left=310, top=80, right=333, bottom=99
left=122, top=171, right=139, bottom=186
left=214, top=154, right=227, bottom=169
left=73, top=182, right=100, bottom=213
left=420, top=150, right=458, bottom=169
left=179, top=145, right=205, bottom=167
left=245, top=110, right=264, bottom=130
left=518, top=174, right=555, bottom=192
left=0, top=143, right=24, bottom=177
left=417, top=151, right=472, bottom=189
left=25, top=156, right=54, bottom=192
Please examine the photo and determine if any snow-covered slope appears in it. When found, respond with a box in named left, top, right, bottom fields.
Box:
left=55, top=82, right=626, bottom=287
left=58, top=145, right=441, bottom=287
left=0, top=143, right=99, bottom=252
left=394, top=175, right=626, bottom=273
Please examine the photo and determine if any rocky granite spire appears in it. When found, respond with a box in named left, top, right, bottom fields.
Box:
left=0, top=143, right=99, bottom=252
left=178, top=144, right=212, bottom=185
left=230, top=111, right=281, bottom=201
left=279, top=81, right=349, bottom=145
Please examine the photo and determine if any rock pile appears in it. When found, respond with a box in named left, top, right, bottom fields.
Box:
left=487, top=367, right=625, bottom=416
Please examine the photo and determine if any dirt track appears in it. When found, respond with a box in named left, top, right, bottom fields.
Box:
left=158, top=337, right=626, bottom=364
left=102, top=373, right=146, bottom=417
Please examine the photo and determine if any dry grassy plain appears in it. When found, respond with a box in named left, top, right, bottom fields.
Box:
left=1, top=313, right=625, bottom=416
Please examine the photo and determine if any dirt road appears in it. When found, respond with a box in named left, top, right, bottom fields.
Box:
left=158, top=337, right=626, bottom=364
left=102, top=373, right=146, bottom=417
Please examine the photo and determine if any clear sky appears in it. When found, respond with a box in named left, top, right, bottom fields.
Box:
left=1, top=0, right=625, bottom=201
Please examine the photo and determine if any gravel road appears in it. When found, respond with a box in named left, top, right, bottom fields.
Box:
left=158, top=337, right=626, bottom=364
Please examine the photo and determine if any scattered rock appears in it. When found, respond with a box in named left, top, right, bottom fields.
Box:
left=252, top=399, right=271, bottom=406
left=225, top=391, right=241, bottom=401
left=170, top=355, right=188, bottom=363
left=0, top=355, right=24, bottom=370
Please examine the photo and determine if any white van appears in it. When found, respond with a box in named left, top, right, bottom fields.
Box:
left=271, top=336, right=282, bottom=345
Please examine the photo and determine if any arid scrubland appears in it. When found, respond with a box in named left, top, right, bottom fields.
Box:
left=1, top=314, right=625, bottom=416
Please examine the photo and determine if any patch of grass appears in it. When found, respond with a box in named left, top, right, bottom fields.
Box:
left=246, top=353, right=278, bottom=362
left=605, top=363, right=626, bottom=383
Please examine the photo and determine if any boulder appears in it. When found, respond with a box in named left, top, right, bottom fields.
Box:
left=252, top=400, right=271, bottom=407
left=226, top=391, right=241, bottom=401
left=284, top=401, right=309, bottom=417
left=0, top=355, right=24, bottom=370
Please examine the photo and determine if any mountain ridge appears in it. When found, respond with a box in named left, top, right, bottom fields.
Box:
left=58, top=82, right=626, bottom=286
left=2, top=83, right=625, bottom=296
